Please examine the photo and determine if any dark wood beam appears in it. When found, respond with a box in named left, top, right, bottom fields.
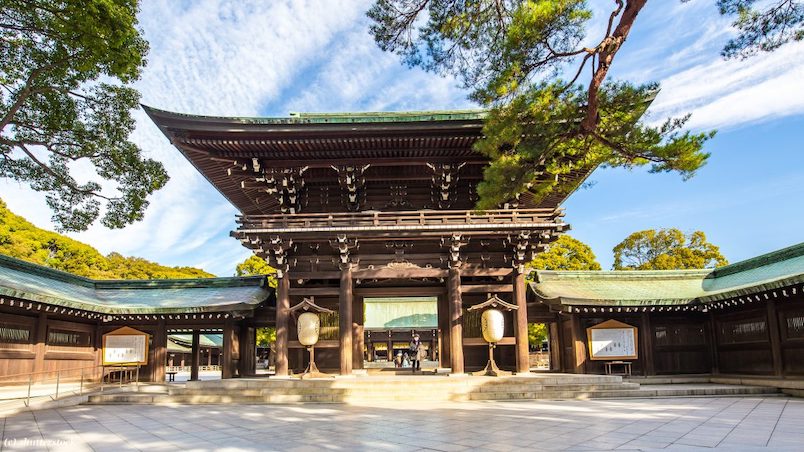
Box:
left=353, top=267, right=449, bottom=279
left=460, top=284, right=513, bottom=294
left=289, top=287, right=340, bottom=296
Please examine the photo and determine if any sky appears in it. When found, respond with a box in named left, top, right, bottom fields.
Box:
left=2, top=0, right=803, bottom=276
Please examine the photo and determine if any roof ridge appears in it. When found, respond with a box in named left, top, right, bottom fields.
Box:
left=94, top=276, right=267, bottom=289
left=710, top=241, right=804, bottom=279
left=142, top=104, right=488, bottom=125
left=0, top=252, right=268, bottom=290
left=533, top=269, right=712, bottom=282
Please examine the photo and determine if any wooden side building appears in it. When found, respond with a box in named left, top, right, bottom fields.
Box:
left=529, top=242, right=804, bottom=377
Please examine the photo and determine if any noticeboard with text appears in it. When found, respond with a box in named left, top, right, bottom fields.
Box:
left=586, top=319, right=638, bottom=360
left=102, top=326, right=149, bottom=365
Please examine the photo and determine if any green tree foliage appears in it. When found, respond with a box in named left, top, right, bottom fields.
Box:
left=235, top=254, right=277, bottom=287
left=528, top=235, right=601, bottom=270
left=0, top=0, right=168, bottom=232
left=528, top=323, right=548, bottom=347
left=717, top=0, right=804, bottom=58
left=236, top=255, right=276, bottom=276
left=103, top=252, right=213, bottom=280
left=256, top=327, right=276, bottom=347
left=368, top=0, right=715, bottom=209
left=612, top=228, right=728, bottom=270
left=0, top=198, right=214, bottom=279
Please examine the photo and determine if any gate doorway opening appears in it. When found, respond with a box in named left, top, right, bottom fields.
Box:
left=363, top=296, right=440, bottom=371
left=529, top=322, right=551, bottom=370
left=166, top=330, right=223, bottom=382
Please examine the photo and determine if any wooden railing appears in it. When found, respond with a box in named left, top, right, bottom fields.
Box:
left=236, top=208, right=564, bottom=231
left=0, top=363, right=142, bottom=407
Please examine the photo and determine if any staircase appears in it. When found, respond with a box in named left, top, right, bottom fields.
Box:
left=85, top=373, right=782, bottom=405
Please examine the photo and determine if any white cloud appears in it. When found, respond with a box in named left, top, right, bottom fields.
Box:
left=648, top=42, right=804, bottom=130
left=273, top=24, right=472, bottom=114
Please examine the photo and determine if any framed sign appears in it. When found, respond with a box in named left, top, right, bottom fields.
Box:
left=586, top=319, right=638, bottom=360
left=103, top=326, right=149, bottom=365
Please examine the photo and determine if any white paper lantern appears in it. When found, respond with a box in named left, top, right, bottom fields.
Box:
left=481, top=309, right=505, bottom=343
left=297, top=312, right=320, bottom=346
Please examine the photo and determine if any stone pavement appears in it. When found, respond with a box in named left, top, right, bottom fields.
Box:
left=1, top=397, right=803, bottom=451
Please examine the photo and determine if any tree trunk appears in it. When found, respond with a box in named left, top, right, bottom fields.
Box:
left=581, top=0, right=648, bottom=134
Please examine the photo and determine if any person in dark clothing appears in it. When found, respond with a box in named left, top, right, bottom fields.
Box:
left=409, top=334, right=425, bottom=373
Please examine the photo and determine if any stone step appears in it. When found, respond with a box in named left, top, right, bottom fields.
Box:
left=628, top=376, right=712, bottom=385
left=183, top=375, right=625, bottom=390
left=86, top=383, right=781, bottom=405
left=171, top=382, right=640, bottom=397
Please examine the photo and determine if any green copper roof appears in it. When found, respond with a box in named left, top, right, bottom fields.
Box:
left=143, top=105, right=487, bottom=126
left=0, top=254, right=272, bottom=314
left=288, top=110, right=487, bottom=123
left=530, top=270, right=711, bottom=307
left=169, top=334, right=223, bottom=348
left=530, top=242, right=804, bottom=307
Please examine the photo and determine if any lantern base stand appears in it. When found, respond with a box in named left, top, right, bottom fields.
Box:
left=473, top=343, right=511, bottom=377
left=298, top=346, right=333, bottom=380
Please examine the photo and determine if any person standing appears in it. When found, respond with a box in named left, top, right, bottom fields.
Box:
left=409, top=334, right=425, bottom=373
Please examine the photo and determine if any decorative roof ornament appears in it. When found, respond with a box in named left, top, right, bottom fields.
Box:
left=329, top=234, right=358, bottom=269
left=426, top=162, right=465, bottom=209
left=332, top=165, right=370, bottom=211
left=288, top=296, right=334, bottom=314
left=467, top=294, right=519, bottom=312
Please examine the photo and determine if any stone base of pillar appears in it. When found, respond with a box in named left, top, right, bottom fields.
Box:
left=447, top=372, right=468, bottom=377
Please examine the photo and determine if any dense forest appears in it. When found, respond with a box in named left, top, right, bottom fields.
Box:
left=0, top=199, right=214, bottom=280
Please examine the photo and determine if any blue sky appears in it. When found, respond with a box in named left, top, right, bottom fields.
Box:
left=2, top=0, right=803, bottom=275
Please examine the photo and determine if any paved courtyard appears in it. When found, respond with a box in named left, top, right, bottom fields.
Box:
left=1, top=397, right=803, bottom=451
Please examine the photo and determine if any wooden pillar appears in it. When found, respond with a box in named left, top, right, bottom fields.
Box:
left=339, top=265, right=354, bottom=375
left=549, top=322, right=561, bottom=371
left=640, top=312, right=655, bottom=376
left=152, top=319, right=167, bottom=382
left=352, top=296, right=364, bottom=370
left=275, top=275, right=290, bottom=376
left=33, top=312, right=47, bottom=380
left=190, top=330, right=200, bottom=381
left=570, top=314, right=586, bottom=373
left=387, top=338, right=393, bottom=362
left=437, top=295, right=451, bottom=367
left=239, top=325, right=256, bottom=377
left=513, top=268, right=529, bottom=373
left=222, top=318, right=236, bottom=379
left=767, top=300, right=784, bottom=376
left=709, top=310, right=720, bottom=375
left=448, top=266, right=464, bottom=374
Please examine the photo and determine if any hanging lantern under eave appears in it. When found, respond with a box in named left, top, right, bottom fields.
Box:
left=297, top=312, right=320, bottom=346
left=481, top=309, right=505, bottom=343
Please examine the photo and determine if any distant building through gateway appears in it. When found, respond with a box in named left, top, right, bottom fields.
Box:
left=0, top=108, right=802, bottom=384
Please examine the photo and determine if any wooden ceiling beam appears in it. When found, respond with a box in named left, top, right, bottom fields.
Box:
left=225, top=156, right=488, bottom=169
